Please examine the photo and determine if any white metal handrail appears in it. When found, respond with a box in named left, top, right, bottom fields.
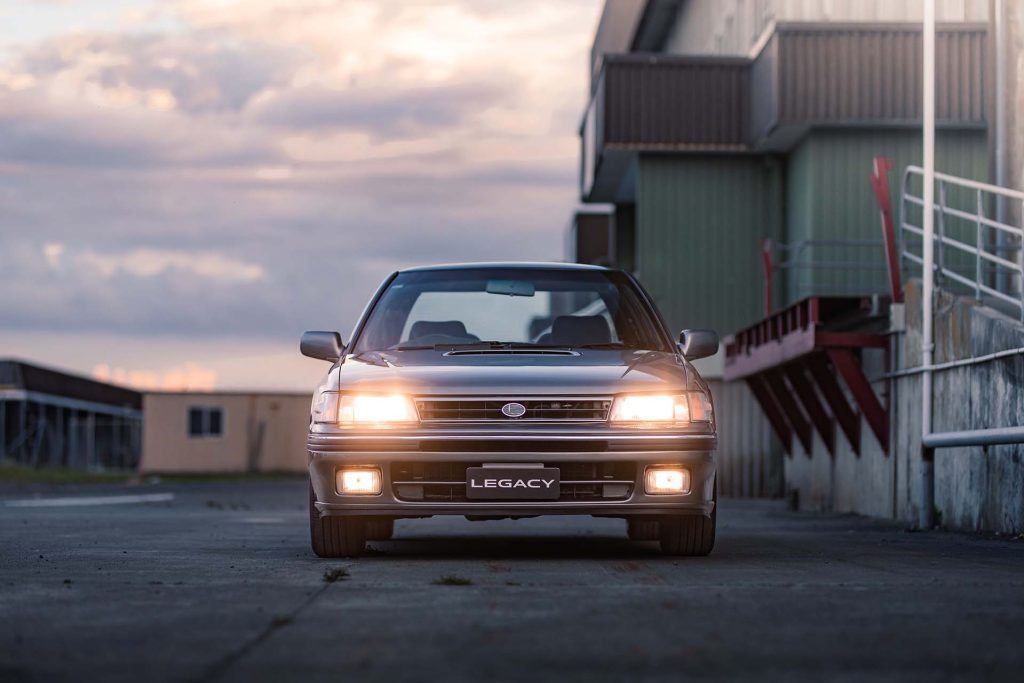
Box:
left=900, top=165, right=1024, bottom=320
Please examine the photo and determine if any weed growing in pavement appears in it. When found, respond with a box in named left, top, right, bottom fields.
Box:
left=322, top=567, right=350, bottom=583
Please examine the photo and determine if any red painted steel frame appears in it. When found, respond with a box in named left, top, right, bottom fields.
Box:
left=870, top=156, right=904, bottom=304
left=785, top=361, right=836, bottom=456
left=746, top=374, right=793, bottom=455
left=827, top=348, right=889, bottom=452
left=723, top=296, right=889, bottom=456
left=761, top=238, right=774, bottom=316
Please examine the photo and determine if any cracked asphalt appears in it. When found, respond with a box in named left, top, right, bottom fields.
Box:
left=2, top=477, right=1023, bottom=682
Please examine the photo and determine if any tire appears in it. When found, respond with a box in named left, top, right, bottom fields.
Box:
left=309, top=483, right=366, bottom=558
left=627, top=517, right=661, bottom=541
left=365, top=518, right=395, bottom=541
left=659, top=479, right=717, bottom=557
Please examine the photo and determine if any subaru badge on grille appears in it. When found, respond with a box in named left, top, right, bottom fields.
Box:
left=501, top=402, right=526, bottom=418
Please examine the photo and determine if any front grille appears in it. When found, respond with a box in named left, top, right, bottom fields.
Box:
left=391, top=461, right=635, bottom=502
left=418, top=440, right=607, bottom=453
left=416, top=398, right=611, bottom=423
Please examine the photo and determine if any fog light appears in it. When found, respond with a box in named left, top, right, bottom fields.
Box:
left=337, top=468, right=382, bottom=495
left=645, top=467, right=690, bottom=495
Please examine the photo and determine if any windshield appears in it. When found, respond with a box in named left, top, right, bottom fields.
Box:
left=352, top=268, right=670, bottom=353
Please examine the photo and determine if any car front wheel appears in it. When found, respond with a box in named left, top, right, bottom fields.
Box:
left=658, top=480, right=716, bottom=556
left=309, top=483, right=366, bottom=558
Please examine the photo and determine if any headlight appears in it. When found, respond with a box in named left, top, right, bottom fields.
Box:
left=313, top=393, right=418, bottom=427
left=608, top=393, right=712, bottom=426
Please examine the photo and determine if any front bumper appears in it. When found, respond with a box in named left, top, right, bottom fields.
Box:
left=308, top=430, right=716, bottom=518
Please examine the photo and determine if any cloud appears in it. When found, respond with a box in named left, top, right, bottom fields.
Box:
left=75, top=247, right=266, bottom=282
left=0, top=0, right=603, bottom=388
left=248, top=81, right=509, bottom=136
left=93, top=361, right=218, bottom=391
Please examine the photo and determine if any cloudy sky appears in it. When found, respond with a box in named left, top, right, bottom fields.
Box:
left=0, top=0, right=602, bottom=391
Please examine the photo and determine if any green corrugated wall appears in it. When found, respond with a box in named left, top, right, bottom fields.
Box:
left=633, top=129, right=988, bottom=336
left=635, top=155, right=784, bottom=336
left=785, top=129, right=988, bottom=303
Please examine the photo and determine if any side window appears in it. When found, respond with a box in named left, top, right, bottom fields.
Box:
left=188, top=407, right=224, bottom=438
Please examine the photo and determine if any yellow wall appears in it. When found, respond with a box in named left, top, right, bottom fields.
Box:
left=140, top=392, right=311, bottom=473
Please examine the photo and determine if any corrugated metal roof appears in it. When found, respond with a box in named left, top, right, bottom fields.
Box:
left=0, top=359, right=142, bottom=409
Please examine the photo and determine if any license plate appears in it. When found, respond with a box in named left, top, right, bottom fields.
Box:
left=465, top=466, right=560, bottom=500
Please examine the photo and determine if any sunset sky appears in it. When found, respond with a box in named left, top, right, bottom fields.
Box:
left=0, top=0, right=602, bottom=391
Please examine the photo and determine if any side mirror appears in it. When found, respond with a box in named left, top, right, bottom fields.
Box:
left=679, top=329, right=719, bottom=361
left=300, top=331, right=344, bottom=362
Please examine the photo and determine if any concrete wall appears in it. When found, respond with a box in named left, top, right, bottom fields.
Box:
left=141, top=393, right=311, bottom=473
left=781, top=281, right=1024, bottom=533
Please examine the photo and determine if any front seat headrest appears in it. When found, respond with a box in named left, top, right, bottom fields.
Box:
left=550, top=315, right=611, bottom=347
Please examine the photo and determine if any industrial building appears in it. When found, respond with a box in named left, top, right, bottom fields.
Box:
left=140, top=392, right=311, bottom=474
left=572, top=0, right=1024, bottom=534
left=0, top=359, right=143, bottom=470
left=0, top=358, right=310, bottom=474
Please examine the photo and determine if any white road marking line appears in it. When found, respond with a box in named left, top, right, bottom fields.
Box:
left=239, top=517, right=285, bottom=524
left=4, top=493, right=175, bottom=508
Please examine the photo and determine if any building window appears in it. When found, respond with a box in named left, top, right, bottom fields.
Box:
left=188, top=407, right=224, bottom=438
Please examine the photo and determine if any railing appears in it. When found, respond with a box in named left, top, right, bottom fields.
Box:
left=760, top=238, right=890, bottom=315
left=899, top=166, right=1024, bottom=320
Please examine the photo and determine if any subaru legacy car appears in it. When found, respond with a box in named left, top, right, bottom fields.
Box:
left=301, top=263, right=719, bottom=557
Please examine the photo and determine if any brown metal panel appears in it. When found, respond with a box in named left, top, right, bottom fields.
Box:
left=602, top=55, right=751, bottom=148
left=771, top=24, right=987, bottom=129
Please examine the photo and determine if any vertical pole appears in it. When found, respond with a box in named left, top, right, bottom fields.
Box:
left=936, top=181, right=947, bottom=286
left=994, top=0, right=1007, bottom=295
left=1020, top=199, right=1024, bottom=321
left=86, top=412, right=96, bottom=471
left=0, top=398, right=5, bottom=460
left=920, top=0, right=936, bottom=530
left=976, top=189, right=984, bottom=299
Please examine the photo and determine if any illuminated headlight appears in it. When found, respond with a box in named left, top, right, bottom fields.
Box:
left=313, top=393, right=418, bottom=427
left=645, top=467, right=691, bottom=495
left=337, top=468, right=382, bottom=495
left=608, top=393, right=713, bottom=426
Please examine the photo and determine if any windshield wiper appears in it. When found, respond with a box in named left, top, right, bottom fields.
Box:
left=389, top=344, right=434, bottom=351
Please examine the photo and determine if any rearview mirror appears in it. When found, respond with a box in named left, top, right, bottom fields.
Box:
left=485, top=279, right=535, bottom=297
left=679, top=329, right=719, bottom=361
left=300, top=331, right=344, bottom=362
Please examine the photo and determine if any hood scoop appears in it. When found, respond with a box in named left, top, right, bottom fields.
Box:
left=443, top=349, right=580, bottom=357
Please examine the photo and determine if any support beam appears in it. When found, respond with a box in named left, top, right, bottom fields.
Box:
left=827, top=348, right=889, bottom=452
left=745, top=375, right=792, bottom=455
left=764, top=368, right=814, bottom=456
left=785, top=361, right=835, bottom=456
left=806, top=353, right=861, bottom=454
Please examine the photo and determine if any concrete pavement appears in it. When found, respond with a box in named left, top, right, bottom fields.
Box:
left=1, top=478, right=1023, bottom=682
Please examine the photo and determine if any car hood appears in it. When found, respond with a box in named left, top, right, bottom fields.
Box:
left=332, top=349, right=696, bottom=396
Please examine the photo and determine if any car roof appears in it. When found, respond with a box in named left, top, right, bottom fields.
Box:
left=399, top=261, right=611, bottom=273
